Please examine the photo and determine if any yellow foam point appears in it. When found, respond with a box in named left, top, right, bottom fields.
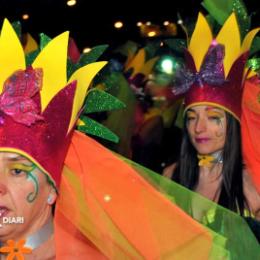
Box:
left=0, top=19, right=25, bottom=93
left=216, top=13, right=241, bottom=77
left=24, top=33, right=39, bottom=54
left=33, top=32, right=69, bottom=111
left=140, top=57, right=158, bottom=77
left=77, top=118, right=85, bottom=126
left=246, top=69, right=257, bottom=79
left=242, top=28, right=260, bottom=53
left=125, top=48, right=145, bottom=76
left=188, top=13, right=213, bottom=71
left=68, top=61, right=107, bottom=132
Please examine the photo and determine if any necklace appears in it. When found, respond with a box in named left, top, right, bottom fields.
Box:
left=197, top=150, right=223, bottom=167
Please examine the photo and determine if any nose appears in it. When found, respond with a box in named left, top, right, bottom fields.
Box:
left=195, top=117, right=207, bottom=134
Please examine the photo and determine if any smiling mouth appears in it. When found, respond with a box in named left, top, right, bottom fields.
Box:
left=195, top=138, right=210, bottom=143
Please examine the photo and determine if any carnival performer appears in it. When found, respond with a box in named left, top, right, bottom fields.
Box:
left=0, top=16, right=259, bottom=260
left=162, top=10, right=260, bottom=225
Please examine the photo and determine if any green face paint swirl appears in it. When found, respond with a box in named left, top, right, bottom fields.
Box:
left=26, top=164, right=39, bottom=203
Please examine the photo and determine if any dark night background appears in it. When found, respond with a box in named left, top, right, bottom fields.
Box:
left=0, top=0, right=259, bottom=50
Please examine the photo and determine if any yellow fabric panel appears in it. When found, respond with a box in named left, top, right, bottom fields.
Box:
left=216, top=13, right=241, bottom=77
left=0, top=19, right=25, bottom=94
left=188, top=13, right=213, bottom=71
left=32, top=32, right=69, bottom=111
left=67, top=61, right=107, bottom=132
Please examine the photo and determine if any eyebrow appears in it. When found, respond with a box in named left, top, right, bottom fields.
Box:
left=187, top=107, right=224, bottom=114
left=205, top=107, right=223, bottom=113
left=5, top=155, right=30, bottom=163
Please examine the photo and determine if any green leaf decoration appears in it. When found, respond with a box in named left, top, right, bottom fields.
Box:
left=67, top=44, right=108, bottom=78
left=250, top=37, right=260, bottom=56
left=247, top=58, right=260, bottom=72
left=67, top=58, right=74, bottom=79
left=78, top=44, right=108, bottom=67
left=201, top=0, right=233, bottom=25
left=201, top=0, right=250, bottom=38
left=232, top=0, right=251, bottom=38
left=84, top=89, right=125, bottom=114
left=26, top=49, right=40, bottom=66
left=102, top=72, right=121, bottom=92
left=205, top=14, right=222, bottom=34
left=12, top=21, right=22, bottom=40
left=78, top=116, right=119, bottom=143
left=39, top=33, right=52, bottom=50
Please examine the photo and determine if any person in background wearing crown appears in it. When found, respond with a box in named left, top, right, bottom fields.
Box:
left=164, top=13, right=260, bottom=230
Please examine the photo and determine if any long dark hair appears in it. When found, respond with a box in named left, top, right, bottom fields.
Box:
left=172, top=112, right=246, bottom=215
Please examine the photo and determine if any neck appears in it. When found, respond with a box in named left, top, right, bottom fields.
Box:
left=197, top=150, right=223, bottom=168
left=24, top=215, right=53, bottom=250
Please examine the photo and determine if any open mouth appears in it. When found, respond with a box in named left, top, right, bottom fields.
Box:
left=0, top=206, right=10, bottom=218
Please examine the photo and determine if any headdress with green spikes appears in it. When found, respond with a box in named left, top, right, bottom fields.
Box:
left=0, top=19, right=123, bottom=187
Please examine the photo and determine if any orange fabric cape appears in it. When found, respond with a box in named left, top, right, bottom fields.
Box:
left=54, top=131, right=214, bottom=259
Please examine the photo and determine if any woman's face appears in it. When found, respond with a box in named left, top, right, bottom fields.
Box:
left=0, top=152, right=57, bottom=241
left=186, top=105, right=227, bottom=155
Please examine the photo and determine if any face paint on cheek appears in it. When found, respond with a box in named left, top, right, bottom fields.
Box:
left=215, top=118, right=225, bottom=138
left=26, top=165, right=39, bottom=203
left=207, top=111, right=223, bottom=126
left=207, top=111, right=225, bottom=137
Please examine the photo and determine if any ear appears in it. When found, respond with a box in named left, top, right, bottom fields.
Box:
left=47, top=188, right=58, bottom=205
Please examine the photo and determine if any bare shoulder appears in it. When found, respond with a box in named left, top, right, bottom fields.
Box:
left=243, top=169, right=260, bottom=220
left=162, top=162, right=178, bottom=179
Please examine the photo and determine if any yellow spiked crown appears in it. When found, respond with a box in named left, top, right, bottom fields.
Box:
left=173, top=12, right=259, bottom=120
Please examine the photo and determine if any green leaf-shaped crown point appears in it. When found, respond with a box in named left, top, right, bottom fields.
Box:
left=249, top=37, right=260, bottom=56
left=39, top=33, right=52, bottom=50
left=84, top=89, right=126, bottom=114
left=12, top=21, right=22, bottom=40
left=26, top=49, right=40, bottom=66
left=78, top=116, right=119, bottom=143
left=67, top=44, right=109, bottom=79
left=79, top=44, right=109, bottom=66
